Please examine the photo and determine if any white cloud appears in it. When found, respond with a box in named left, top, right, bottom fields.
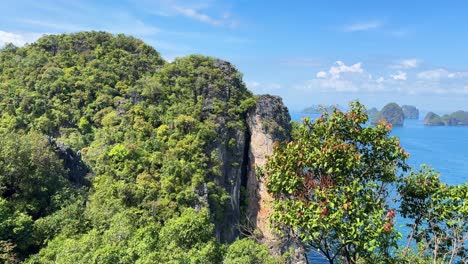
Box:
left=343, top=21, right=382, bottom=32
left=316, top=71, right=327, bottom=78
left=0, top=31, right=43, bottom=47
left=390, top=58, right=420, bottom=69
left=391, top=71, right=407, bottom=81
left=296, top=61, right=468, bottom=96
left=328, top=61, right=364, bottom=78
left=304, top=61, right=385, bottom=93
left=417, top=69, right=449, bottom=80
left=417, top=68, right=468, bottom=81
left=246, top=81, right=281, bottom=93
left=173, top=6, right=222, bottom=26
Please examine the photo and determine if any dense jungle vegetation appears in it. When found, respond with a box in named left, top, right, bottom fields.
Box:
left=0, top=32, right=466, bottom=263
left=0, top=31, right=275, bottom=263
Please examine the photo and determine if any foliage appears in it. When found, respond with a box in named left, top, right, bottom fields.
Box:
left=265, top=101, right=409, bottom=263
left=224, top=238, right=282, bottom=264
left=398, top=166, right=467, bottom=263
left=0, top=32, right=259, bottom=262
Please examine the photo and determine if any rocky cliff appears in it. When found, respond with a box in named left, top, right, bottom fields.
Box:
left=214, top=93, right=306, bottom=261
left=245, top=95, right=306, bottom=263
left=402, top=105, right=419, bottom=119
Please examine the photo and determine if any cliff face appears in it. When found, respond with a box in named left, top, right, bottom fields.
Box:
left=213, top=93, right=306, bottom=261
left=245, top=95, right=290, bottom=243
left=402, top=105, right=419, bottom=119
left=245, top=95, right=306, bottom=263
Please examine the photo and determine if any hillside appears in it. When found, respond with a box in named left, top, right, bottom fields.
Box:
left=0, top=32, right=304, bottom=263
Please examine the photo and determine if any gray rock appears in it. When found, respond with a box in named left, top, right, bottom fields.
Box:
left=246, top=94, right=307, bottom=263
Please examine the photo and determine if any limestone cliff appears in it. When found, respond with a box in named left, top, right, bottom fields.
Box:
left=245, top=95, right=307, bottom=263
left=402, top=105, right=419, bottom=119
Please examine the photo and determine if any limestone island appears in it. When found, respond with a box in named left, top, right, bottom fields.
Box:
left=401, top=105, right=419, bottom=119
left=371, top=103, right=404, bottom=126
left=424, top=110, right=468, bottom=126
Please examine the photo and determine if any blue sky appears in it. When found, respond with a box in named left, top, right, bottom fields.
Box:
left=1, top=0, right=468, bottom=112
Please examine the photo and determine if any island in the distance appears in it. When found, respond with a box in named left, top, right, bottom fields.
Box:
left=302, top=104, right=341, bottom=114
left=402, top=105, right=419, bottom=119
left=367, top=107, right=379, bottom=121
left=371, top=103, right=405, bottom=126
left=424, top=110, right=468, bottom=126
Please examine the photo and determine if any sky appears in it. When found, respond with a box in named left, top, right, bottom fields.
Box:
left=1, top=0, right=468, bottom=112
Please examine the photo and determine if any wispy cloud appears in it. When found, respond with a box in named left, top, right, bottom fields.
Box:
left=417, top=68, right=468, bottom=81
left=0, top=31, right=44, bottom=47
left=390, top=58, right=421, bottom=69
left=139, top=0, right=240, bottom=28
left=173, top=5, right=222, bottom=26
left=343, top=20, right=382, bottom=32
left=390, top=71, right=407, bottom=81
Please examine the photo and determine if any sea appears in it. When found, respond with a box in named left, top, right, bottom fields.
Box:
left=289, top=112, right=468, bottom=263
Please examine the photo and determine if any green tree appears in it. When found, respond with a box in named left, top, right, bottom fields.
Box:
left=265, top=101, right=409, bottom=263
left=398, top=166, right=467, bottom=263
left=224, top=238, right=281, bottom=264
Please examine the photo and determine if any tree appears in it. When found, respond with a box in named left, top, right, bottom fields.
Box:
left=265, top=101, right=409, bottom=263
left=398, top=166, right=467, bottom=263
left=224, top=238, right=281, bottom=264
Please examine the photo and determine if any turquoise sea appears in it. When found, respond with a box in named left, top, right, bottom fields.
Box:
left=289, top=113, right=468, bottom=263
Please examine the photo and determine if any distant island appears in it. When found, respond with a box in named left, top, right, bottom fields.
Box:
left=367, top=107, right=379, bottom=121
left=424, top=110, right=468, bottom=126
left=402, top=105, right=419, bottom=119
left=371, top=103, right=405, bottom=126
left=302, top=105, right=342, bottom=114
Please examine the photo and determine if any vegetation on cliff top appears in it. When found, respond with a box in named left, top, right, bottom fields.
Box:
left=0, top=32, right=275, bottom=263
left=1, top=32, right=466, bottom=263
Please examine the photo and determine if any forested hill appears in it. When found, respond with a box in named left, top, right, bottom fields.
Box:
left=0, top=32, right=298, bottom=263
